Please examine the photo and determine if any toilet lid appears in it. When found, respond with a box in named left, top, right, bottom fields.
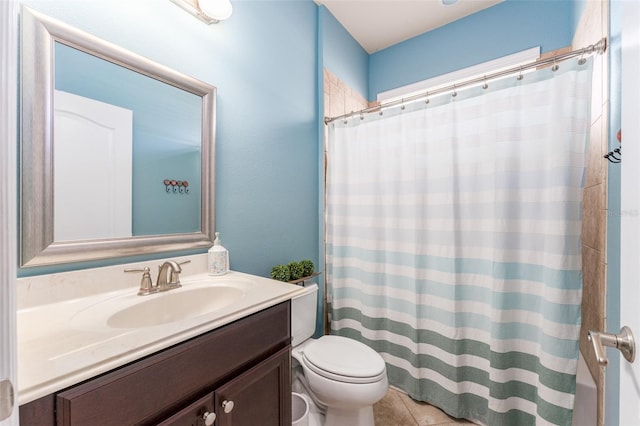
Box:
left=302, top=335, right=386, bottom=381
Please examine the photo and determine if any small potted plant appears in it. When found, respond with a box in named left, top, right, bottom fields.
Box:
left=300, top=259, right=314, bottom=277
left=270, top=264, right=291, bottom=282
left=288, top=261, right=304, bottom=281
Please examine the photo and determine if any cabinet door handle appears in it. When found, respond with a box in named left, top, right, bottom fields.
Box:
left=202, top=411, right=216, bottom=426
left=222, top=400, right=234, bottom=413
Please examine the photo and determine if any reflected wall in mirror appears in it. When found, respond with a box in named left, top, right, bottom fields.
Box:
left=20, top=6, right=216, bottom=268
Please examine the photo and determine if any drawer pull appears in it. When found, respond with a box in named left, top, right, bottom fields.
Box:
left=202, top=411, right=216, bottom=425
left=222, top=400, right=234, bottom=413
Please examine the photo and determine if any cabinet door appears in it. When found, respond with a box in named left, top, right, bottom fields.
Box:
left=157, top=393, right=214, bottom=426
left=214, top=347, right=291, bottom=426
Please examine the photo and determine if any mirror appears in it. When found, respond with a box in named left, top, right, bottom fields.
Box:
left=20, top=7, right=216, bottom=267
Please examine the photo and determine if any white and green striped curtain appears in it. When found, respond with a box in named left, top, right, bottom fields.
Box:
left=326, top=58, right=593, bottom=426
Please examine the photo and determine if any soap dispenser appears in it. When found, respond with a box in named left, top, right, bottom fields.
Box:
left=208, top=232, right=229, bottom=275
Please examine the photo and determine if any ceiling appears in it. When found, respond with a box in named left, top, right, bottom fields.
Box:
left=316, top=0, right=505, bottom=53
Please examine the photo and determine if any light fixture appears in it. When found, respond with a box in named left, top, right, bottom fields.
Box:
left=170, top=0, right=233, bottom=24
left=441, top=0, right=459, bottom=5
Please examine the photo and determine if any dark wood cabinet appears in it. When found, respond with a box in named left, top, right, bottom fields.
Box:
left=214, top=347, right=291, bottom=426
left=20, top=302, right=292, bottom=426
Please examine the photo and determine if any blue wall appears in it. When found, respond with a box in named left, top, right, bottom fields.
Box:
left=320, top=6, right=368, bottom=99
left=19, top=0, right=320, bottom=278
left=368, top=0, right=574, bottom=100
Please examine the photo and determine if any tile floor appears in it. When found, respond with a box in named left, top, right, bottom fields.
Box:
left=373, top=387, right=477, bottom=426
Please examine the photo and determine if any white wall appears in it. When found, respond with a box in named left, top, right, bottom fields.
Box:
left=0, top=0, right=19, bottom=424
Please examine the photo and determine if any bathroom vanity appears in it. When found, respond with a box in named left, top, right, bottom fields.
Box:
left=16, top=259, right=304, bottom=426
left=20, top=302, right=291, bottom=425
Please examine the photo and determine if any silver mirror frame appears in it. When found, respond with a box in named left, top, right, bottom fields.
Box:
left=20, top=7, right=216, bottom=268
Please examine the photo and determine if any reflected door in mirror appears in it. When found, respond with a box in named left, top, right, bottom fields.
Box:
left=54, top=90, right=133, bottom=241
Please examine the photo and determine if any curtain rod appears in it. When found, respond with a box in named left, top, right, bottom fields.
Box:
left=324, top=38, right=607, bottom=124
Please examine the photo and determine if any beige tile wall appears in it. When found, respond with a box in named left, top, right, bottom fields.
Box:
left=323, top=69, right=369, bottom=120
left=573, top=1, right=610, bottom=425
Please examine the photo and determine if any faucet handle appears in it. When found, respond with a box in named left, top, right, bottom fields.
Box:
left=125, top=267, right=157, bottom=296
left=170, top=260, right=191, bottom=286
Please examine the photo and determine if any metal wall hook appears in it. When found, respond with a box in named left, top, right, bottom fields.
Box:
left=604, top=153, right=621, bottom=163
left=604, top=147, right=622, bottom=163
left=164, top=178, right=190, bottom=193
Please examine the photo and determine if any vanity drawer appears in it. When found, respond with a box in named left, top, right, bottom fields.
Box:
left=54, top=301, right=290, bottom=426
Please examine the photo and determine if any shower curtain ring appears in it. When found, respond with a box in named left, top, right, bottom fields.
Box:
left=551, top=58, right=559, bottom=72
left=482, top=76, right=488, bottom=90
left=425, top=92, right=430, bottom=104
left=578, top=52, right=587, bottom=65
left=400, top=98, right=406, bottom=110
left=517, top=67, right=524, bottom=81
left=452, top=84, right=457, bottom=98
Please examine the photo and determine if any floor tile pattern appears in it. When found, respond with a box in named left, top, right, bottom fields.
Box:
left=374, top=387, right=477, bottom=426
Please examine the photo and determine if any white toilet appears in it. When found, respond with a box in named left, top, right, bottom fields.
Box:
left=291, top=283, right=388, bottom=426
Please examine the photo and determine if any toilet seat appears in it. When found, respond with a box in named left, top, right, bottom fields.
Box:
left=301, top=335, right=386, bottom=384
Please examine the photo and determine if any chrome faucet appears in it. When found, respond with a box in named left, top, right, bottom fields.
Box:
left=157, top=260, right=183, bottom=291
left=125, top=260, right=190, bottom=295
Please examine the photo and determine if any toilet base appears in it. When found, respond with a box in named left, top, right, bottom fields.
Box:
left=325, top=406, right=374, bottom=426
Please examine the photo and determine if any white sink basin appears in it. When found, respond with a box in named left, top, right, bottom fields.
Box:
left=18, top=268, right=308, bottom=406
left=107, top=286, right=244, bottom=328
left=70, top=277, right=255, bottom=330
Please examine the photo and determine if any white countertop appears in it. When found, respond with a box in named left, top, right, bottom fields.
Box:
left=17, top=255, right=305, bottom=405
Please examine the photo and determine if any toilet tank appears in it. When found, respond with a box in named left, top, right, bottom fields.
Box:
left=291, top=283, right=318, bottom=347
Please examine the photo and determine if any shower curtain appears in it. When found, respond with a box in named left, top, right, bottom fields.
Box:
left=326, top=58, right=593, bottom=426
